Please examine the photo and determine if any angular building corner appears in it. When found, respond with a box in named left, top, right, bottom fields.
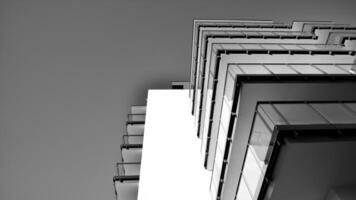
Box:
left=113, top=20, right=356, bottom=200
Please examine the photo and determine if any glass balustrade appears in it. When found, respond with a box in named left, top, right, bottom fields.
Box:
left=123, top=134, right=144, bottom=145
left=127, top=114, right=146, bottom=122
left=114, top=162, right=141, bottom=183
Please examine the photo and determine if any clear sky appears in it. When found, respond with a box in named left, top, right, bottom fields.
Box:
left=0, top=0, right=355, bottom=200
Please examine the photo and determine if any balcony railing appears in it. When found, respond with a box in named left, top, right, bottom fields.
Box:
left=123, top=134, right=144, bottom=145
left=113, top=162, right=140, bottom=182
left=127, top=114, right=145, bottom=122
left=121, top=134, right=144, bottom=149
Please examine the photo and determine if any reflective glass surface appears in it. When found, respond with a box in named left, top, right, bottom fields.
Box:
left=311, top=103, right=356, bottom=124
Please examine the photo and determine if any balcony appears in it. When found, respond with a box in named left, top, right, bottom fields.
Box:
left=114, top=162, right=140, bottom=182
left=113, top=162, right=140, bottom=200
left=121, top=134, right=143, bottom=163
left=126, top=114, right=145, bottom=135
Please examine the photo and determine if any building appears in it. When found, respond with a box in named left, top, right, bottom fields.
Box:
left=113, top=20, right=356, bottom=200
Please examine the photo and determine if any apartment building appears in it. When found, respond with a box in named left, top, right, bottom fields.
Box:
left=113, top=20, right=356, bottom=200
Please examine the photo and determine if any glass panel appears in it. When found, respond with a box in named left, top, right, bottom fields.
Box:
left=224, top=72, right=235, bottom=108
left=238, top=65, right=271, bottom=75
left=211, top=163, right=221, bottom=199
left=260, top=32, right=274, bottom=36
left=246, top=32, right=260, bottom=37
left=217, top=124, right=227, bottom=157
left=204, top=75, right=214, bottom=120
left=199, top=55, right=205, bottom=74
left=122, top=149, right=142, bottom=163
left=345, top=103, right=356, bottom=113
left=220, top=100, right=231, bottom=132
left=311, top=103, right=356, bottom=124
left=202, top=73, right=215, bottom=148
left=124, top=164, right=140, bottom=176
left=274, top=104, right=326, bottom=125
left=210, top=180, right=218, bottom=200
left=214, top=145, right=224, bottom=172
left=128, top=114, right=145, bottom=121
left=211, top=168, right=219, bottom=189
left=117, top=162, right=141, bottom=176
left=278, top=31, right=291, bottom=36
left=313, top=65, right=348, bottom=74
left=265, top=65, right=297, bottom=75
left=250, top=113, right=273, bottom=162
left=280, top=44, right=303, bottom=50
left=123, top=135, right=144, bottom=144
left=337, top=65, right=356, bottom=74
left=127, top=124, right=145, bottom=135
left=301, top=44, right=325, bottom=50
left=241, top=44, right=263, bottom=49
left=194, top=76, right=202, bottom=117
left=236, top=176, right=252, bottom=200
left=209, top=51, right=218, bottom=75
left=131, top=106, right=146, bottom=114
left=258, top=104, right=287, bottom=128
left=194, top=72, right=204, bottom=126
left=289, top=65, right=323, bottom=74
left=249, top=145, right=267, bottom=171
left=242, top=147, right=264, bottom=198
left=229, top=64, right=244, bottom=75
left=202, top=90, right=212, bottom=154
left=260, top=44, right=281, bottom=50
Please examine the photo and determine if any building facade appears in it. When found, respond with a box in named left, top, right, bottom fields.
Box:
left=113, top=20, right=356, bottom=200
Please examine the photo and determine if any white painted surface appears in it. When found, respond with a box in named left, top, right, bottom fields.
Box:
left=138, top=90, right=211, bottom=200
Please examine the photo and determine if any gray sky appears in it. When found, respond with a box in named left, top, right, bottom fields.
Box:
left=0, top=0, right=356, bottom=200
